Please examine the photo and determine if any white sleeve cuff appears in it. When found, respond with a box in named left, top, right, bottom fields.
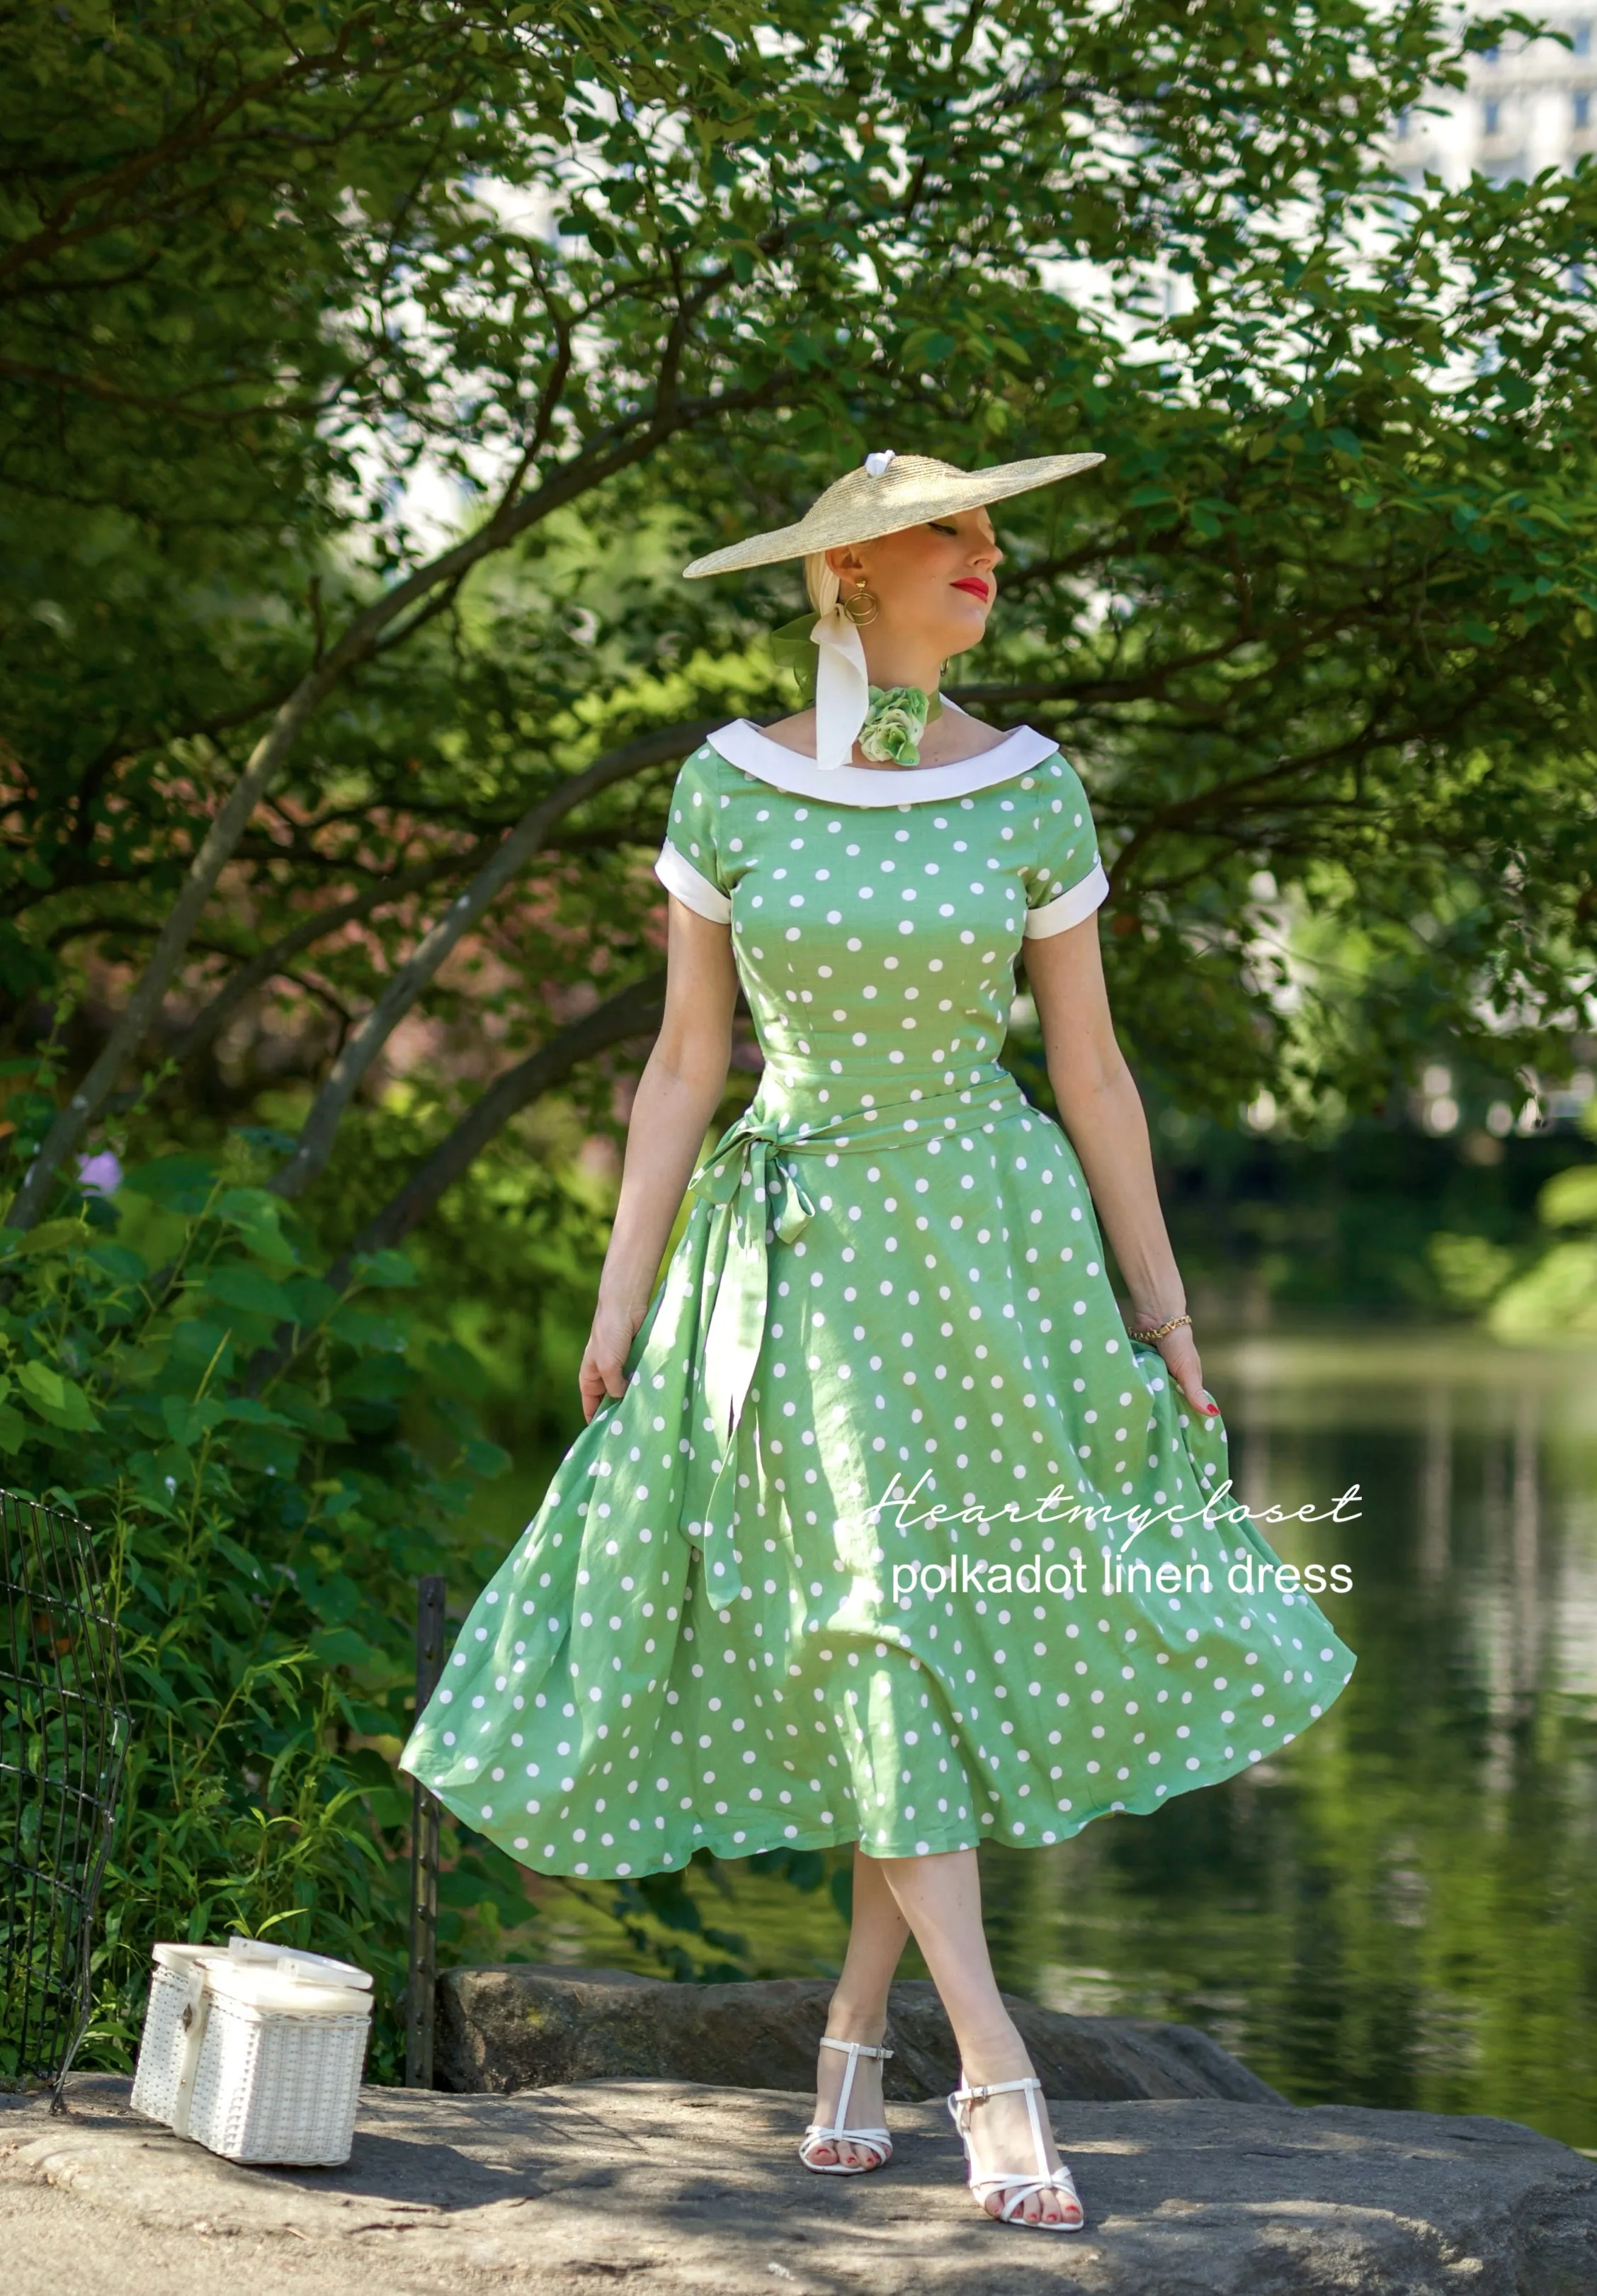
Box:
left=1022, top=858, right=1110, bottom=939
left=654, top=839, right=731, bottom=924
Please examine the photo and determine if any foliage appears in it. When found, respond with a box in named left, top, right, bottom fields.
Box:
left=0, top=1124, right=525, bottom=2074
left=5, top=1, right=1595, bottom=1243
left=1485, top=1101, right=1597, bottom=1337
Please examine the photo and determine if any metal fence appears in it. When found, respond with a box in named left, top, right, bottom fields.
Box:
left=1, top=1487, right=129, bottom=2100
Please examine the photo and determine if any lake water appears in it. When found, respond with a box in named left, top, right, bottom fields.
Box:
left=516, top=1328, right=1597, bottom=2150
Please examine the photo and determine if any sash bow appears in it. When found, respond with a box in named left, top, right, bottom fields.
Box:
left=676, top=1109, right=825, bottom=1602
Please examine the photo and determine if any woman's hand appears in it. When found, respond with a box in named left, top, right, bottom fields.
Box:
left=1150, top=1322, right=1218, bottom=1420
left=579, top=1296, right=649, bottom=1423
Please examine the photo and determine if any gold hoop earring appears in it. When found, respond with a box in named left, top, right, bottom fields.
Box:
left=841, top=583, right=880, bottom=627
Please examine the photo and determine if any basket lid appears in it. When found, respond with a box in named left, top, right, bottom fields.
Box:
left=202, top=1961, right=374, bottom=2017
left=223, top=1934, right=373, bottom=1991
left=149, top=1935, right=373, bottom=2012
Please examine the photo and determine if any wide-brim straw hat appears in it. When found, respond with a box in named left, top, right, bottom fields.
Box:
left=681, top=448, right=1103, bottom=579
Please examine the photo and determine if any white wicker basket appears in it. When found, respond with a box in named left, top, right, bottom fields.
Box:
left=130, top=1935, right=373, bottom=2166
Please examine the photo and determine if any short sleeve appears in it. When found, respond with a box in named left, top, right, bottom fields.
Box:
left=1020, top=755, right=1110, bottom=938
left=654, top=743, right=732, bottom=924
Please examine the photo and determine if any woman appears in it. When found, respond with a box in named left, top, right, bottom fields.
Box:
left=402, top=449, right=1356, bottom=2234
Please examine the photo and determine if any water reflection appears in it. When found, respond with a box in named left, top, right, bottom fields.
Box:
left=983, top=1330, right=1597, bottom=2149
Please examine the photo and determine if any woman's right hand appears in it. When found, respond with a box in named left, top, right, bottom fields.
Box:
left=579, top=1296, right=648, bottom=1423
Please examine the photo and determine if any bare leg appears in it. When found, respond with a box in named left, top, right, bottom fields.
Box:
left=873, top=1847, right=1077, bottom=2227
left=807, top=1845, right=911, bottom=2168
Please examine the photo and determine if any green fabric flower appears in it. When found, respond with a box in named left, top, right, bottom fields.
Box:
left=858, top=684, right=931, bottom=765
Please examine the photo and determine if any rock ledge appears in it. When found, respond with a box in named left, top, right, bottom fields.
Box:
left=2, top=2072, right=1592, bottom=2295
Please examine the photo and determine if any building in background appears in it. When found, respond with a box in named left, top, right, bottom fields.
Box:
left=1389, top=10, right=1596, bottom=183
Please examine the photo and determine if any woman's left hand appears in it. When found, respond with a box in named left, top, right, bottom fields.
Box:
left=1152, top=1323, right=1219, bottom=1420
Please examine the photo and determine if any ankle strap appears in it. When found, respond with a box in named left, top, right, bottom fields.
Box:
left=819, top=2035, right=894, bottom=2061
left=950, top=2073, right=1042, bottom=2104
left=948, top=2072, right=1053, bottom=2182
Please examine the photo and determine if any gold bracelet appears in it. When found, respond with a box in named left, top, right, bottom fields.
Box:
left=1130, top=1312, right=1192, bottom=1343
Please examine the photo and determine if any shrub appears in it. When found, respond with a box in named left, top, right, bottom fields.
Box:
left=0, top=1133, right=518, bottom=2081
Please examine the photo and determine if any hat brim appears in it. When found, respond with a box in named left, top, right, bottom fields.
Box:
left=681, top=452, right=1104, bottom=579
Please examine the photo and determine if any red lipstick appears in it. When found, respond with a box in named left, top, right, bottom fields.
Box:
left=952, top=577, right=991, bottom=601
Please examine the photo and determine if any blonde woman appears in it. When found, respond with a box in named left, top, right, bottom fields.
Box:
left=403, top=451, right=1356, bottom=2233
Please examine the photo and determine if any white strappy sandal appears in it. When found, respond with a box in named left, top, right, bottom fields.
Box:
left=947, top=2073, right=1085, bottom=2230
left=798, top=2036, right=895, bottom=2174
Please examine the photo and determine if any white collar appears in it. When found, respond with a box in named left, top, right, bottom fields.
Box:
left=705, top=717, right=1061, bottom=806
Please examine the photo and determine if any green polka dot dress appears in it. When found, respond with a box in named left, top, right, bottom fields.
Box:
left=400, top=719, right=1357, bottom=1878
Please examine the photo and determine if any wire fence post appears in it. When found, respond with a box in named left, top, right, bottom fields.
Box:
left=0, top=1487, right=129, bottom=2112
left=404, top=1573, right=446, bottom=2090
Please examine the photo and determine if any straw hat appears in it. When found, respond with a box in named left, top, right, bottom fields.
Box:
left=681, top=447, right=1103, bottom=579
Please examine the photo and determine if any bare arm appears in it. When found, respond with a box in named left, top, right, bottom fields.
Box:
left=578, top=894, right=739, bottom=1421
left=1022, top=918, right=1215, bottom=1418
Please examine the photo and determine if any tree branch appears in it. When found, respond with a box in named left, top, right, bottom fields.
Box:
left=267, top=719, right=718, bottom=1199
left=323, top=968, right=668, bottom=1284
left=7, top=668, right=343, bottom=1228
left=166, top=848, right=484, bottom=1066
left=4, top=351, right=783, bottom=1230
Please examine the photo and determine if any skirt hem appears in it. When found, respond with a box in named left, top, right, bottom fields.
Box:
left=403, top=1668, right=1353, bottom=1882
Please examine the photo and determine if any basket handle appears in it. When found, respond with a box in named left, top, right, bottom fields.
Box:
left=169, top=1961, right=212, bottom=2139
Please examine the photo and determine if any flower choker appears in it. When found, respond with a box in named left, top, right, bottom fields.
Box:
left=859, top=685, right=931, bottom=766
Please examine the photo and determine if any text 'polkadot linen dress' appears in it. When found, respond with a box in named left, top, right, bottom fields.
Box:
left=401, top=719, right=1356, bottom=1878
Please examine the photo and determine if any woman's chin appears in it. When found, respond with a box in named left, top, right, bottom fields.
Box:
left=936, top=609, right=989, bottom=657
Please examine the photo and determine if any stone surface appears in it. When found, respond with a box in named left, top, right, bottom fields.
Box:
left=2, top=2071, right=1593, bottom=2295
left=436, top=1966, right=1287, bottom=2105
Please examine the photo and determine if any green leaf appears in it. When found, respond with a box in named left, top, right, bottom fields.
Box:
left=16, top=1359, right=101, bottom=1429
left=228, top=1425, right=303, bottom=1478
left=87, top=1241, right=149, bottom=1282
left=309, top=1626, right=387, bottom=1670
left=220, top=1397, right=295, bottom=1427
left=0, top=1218, right=89, bottom=1260
left=328, top=1306, right=409, bottom=1353
left=462, top=1437, right=513, bottom=1480
left=283, top=1276, right=339, bottom=1325
left=120, top=1155, right=220, bottom=1211
left=168, top=1318, right=235, bottom=1376
left=161, top=1393, right=227, bottom=1447
left=216, top=1189, right=300, bottom=1267
left=203, top=1263, right=297, bottom=1319
left=351, top=1248, right=419, bottom=1289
